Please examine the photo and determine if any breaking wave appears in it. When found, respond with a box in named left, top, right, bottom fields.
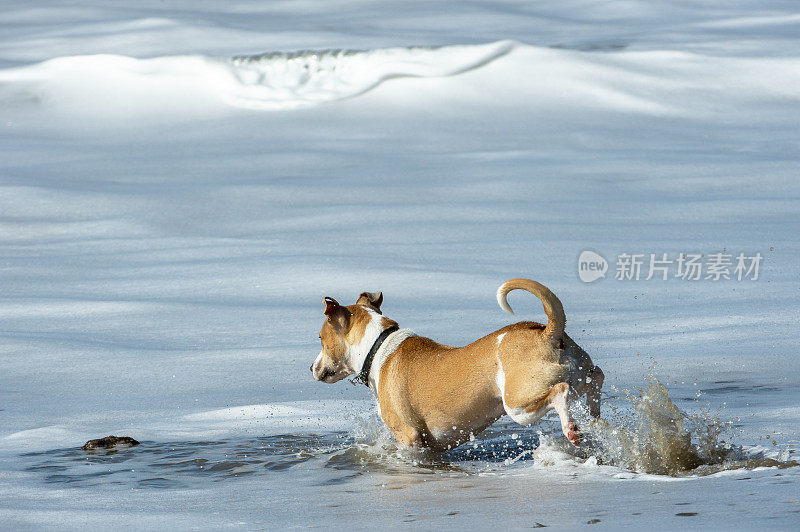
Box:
left=0, top=40, right=515, bottom=113
left=227, top=40, right=515, bottom=109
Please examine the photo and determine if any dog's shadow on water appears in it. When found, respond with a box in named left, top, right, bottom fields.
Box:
left=442, top=425, right=539, bottom=463
left=18, top=425, right=541, bottom=489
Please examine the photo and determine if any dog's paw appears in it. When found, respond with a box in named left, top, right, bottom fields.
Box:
left=565, top=422, right=581, bottom=446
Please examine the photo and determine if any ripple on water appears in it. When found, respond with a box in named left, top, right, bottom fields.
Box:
left=17, top=425, right=543, bottom=489
left=16, top=376, right=799, bottom=488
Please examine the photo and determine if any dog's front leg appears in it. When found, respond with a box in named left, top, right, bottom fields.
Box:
left=380, top=401, right=423, bottom=447
left=393, top=427, right=423, bottom=447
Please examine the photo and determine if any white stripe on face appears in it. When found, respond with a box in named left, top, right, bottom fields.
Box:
left=345, top=307, right=385, bottom=372
left=311, top=349, right=325, bottom=380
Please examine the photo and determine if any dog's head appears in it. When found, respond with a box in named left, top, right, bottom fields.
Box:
left=310, top=292, right=393, bottom=383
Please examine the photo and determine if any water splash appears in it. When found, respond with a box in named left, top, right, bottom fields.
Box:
left=334, top=410, right=462, bottom=473
left=534, top=373, right=797, bottom=477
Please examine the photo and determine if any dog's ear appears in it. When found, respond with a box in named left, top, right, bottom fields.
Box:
left=323, top=297, right=339, bottom=316
left=356, top=291, right=383, bottom=313
left=323, top=297, right=351, bottom=329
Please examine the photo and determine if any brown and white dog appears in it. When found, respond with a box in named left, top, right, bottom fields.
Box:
left=311, top=278, right=603, bottom=451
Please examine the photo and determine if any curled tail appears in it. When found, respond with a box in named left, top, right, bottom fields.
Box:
left=496, top=278, right=565, bottom=341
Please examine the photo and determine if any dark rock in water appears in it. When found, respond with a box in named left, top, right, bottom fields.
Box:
left=82, top=435, right=140, bottom=450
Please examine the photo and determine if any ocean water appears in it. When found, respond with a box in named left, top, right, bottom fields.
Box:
left=1, top=1, right=799, bottom=528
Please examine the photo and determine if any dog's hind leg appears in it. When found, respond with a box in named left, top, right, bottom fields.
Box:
left=585, top=366, right=604, bottom=418
left=502, top=381, right=581, bottom=446
left=546, top=382, right=580, bottom=446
